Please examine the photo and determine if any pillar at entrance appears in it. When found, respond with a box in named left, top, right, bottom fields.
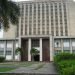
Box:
left=28, top=38, right=31, bottom=61
left=50, top=35, right=54, bottom=61
left=40, top=38, right=42, bottom=61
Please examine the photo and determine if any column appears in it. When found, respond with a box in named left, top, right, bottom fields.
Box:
left=28, top=38, right=31, bottom=61
left=19, top=37, right=21, bottom=48
left=61, top=39, right=63, bottom=52
left=50, top=35, right=54, bottom=61
left=12, top=41, right=14, bottom=60
left=4, top=41, right=6, bottom=58
left=23, top=4, right=26, bottom=35
left=18, top=37, right=21, bottom=61
left=40, top=38, right=42, bottom=61
left=70, top=39, right=72, bottom=53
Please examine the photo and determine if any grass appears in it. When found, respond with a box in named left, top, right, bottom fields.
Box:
left=0, top=67, right=16, bottom=72
left=0, top=62, right=34, bottom=67
left=0, top=62, right=46, bottom=72
left=0, top=62, right=35, bottom=72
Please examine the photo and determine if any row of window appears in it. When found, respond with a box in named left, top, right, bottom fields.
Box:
left=54, top=40, right=75, bottom=48
left=55, top=50, right=75, bottom=55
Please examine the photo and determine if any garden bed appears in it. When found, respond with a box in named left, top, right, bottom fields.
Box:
left=54, top=53, right=75, bottom=75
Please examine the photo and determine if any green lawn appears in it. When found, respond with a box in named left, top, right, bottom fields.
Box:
left=0, top=67, right=16, bottom=72
left=0, top=62, right=36, bottom=72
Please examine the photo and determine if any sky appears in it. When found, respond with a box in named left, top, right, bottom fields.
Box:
left=12, top=0, right=31, bottom=2
left=12, top=0, right=75, bottom=1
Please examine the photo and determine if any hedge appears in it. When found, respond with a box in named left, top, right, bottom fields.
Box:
left=54, top=52, right=75, bottom=62
left=54, top=53, right=75, bottom=75
left=0, top=57, right=5, bottom=62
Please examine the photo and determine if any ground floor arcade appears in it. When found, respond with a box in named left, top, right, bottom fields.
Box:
left=20, top=36, right=53, bottom=62
left=0, top=36, right=75, bottom=61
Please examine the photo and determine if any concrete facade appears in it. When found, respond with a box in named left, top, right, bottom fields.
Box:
left=0, top=0, right=75, bottom=61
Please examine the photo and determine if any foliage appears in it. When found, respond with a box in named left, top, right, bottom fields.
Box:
left=30, top=48, right=39, bottom=61
left=54, top=52, right=75, bottom=75
left=61, top=66, right=75, bottom=75
left=0, top=57, right=5, bottom=62
left=15, top=47, right=22, bottom=54
left=30, top=48, right=39, bottom=55
left=54, top=52, right=75, bottom=62
left=0, top=0, right=20, bottom=30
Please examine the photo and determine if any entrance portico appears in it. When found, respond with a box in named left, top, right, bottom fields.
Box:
left=19, top=35, right=54, bottom=61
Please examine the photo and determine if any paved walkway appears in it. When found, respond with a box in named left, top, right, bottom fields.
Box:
left=8, top=62, right=58, bottom=75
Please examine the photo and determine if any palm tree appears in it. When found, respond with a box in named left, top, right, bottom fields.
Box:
left=30, top=48, right=39, bottom=61
left=0, top=0, right=20, bottom=30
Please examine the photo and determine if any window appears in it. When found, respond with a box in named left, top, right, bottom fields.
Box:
left=0, top=51, right=4, bottom=56
left=7, top=42, right=12, bottom=48
left=72, top=40, right=75, bottom=47
left=16, top=42, right=19, bottom=48
left=32, top=40, right=39, bottom=47
left=6, top=51, right=12, bottom=55
left=63, top=40, right=70, bottom=47
left=0, top=43, right=4, bottom=48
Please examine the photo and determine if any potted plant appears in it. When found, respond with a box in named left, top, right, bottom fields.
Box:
left=30, top=48, right=39, bottom=61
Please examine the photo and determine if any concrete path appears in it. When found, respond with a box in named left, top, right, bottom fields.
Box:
left=8, top=62, right=58, bottom=75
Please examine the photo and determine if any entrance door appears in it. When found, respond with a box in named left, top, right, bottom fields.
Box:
left=21, top=39, right=28, bottom=61
left=42, top=39, right=50, bottom=61
left=34, top=55, right=39, bottom=61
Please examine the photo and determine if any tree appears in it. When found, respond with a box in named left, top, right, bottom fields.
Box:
left=0, top=0, right=20, bottom=30
left=15, top=47, right=22, bottom=54
left=15, top=47, right=22, bottom=61
left=30, top=48, right=39, bottom=61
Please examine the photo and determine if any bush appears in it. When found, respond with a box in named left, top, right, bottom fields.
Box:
left=61, top=66, right=75, bottom=75
left=0, top=57, right=5, bottom=62
left=15, top=47, right=22, bottom=54
left=54, top=53, right=75, bottom=75
left=54, top=52, right=75, bottom=62
left=57, top=60, right=75, bottom=71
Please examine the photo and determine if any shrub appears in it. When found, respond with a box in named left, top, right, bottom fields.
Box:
left=57, top=60, right=75, bottom=71
left=54, top=53, right=75, bottom=75
left=0, top=57, right=5, bottom=62
left=61, top=66, right=75, bottom=75
left=54, top=52, right=75, bottom=62
left=15, top=47, right=22, bottom=54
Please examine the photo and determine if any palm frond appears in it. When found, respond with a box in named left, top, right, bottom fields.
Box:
left=0, top=0, right=20, bottom=30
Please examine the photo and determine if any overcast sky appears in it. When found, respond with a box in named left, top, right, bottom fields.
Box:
left=12, top=0, right=75, bottom=2
left=12, top=0, right=31, bottom=2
